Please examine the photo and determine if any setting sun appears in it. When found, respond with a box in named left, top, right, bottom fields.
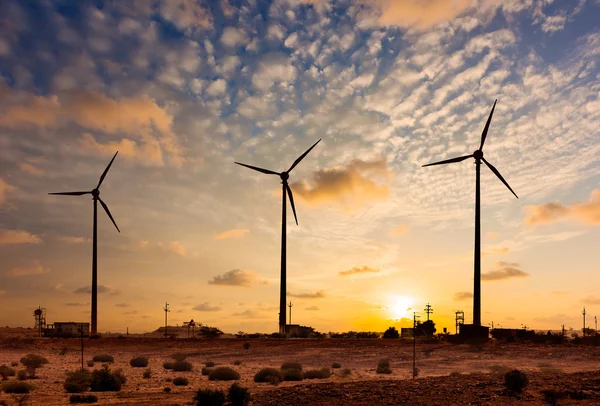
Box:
left=389, top=296, right=414, bottom=320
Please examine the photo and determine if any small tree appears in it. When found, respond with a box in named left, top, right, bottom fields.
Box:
left=383, top=327, right=400, bottom=339
left=20, top=354, right=49, bottom=379
left=198, top=326, right=224, bottom=339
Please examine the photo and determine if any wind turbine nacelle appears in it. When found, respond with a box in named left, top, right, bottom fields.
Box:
left=473, top=150, right=483, bottom=160
left=280, top=172, right=289, bottom=181
left=92, top=189, right=100, bottom=197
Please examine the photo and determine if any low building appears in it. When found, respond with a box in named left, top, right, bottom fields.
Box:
left=285, top=324, right=314, bottom=338
left=401, top=327, right=415, bottom=338
left=44, top=322, right=90, bottom=338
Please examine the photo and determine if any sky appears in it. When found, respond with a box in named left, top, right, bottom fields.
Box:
left=0, top=0, right=599, bottom=335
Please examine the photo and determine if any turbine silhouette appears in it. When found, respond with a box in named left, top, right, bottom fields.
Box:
left=49, top=151, right=120, bottom=335
left=422, top=100, right=517, bottom=327
left=235, top=139, right=321, bottom=333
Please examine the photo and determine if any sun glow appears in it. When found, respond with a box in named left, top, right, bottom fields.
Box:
left=389, top=296, right=413, bottom=319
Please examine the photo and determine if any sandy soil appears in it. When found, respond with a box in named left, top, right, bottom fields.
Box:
left=0, top=336, right=599, bottom=405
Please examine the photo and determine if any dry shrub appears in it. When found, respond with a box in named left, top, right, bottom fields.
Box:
left=331, top=362, right=341, bottom=369
left=504, top=369, right=529, bottom=393
left=340, top=368, right=352, bottom=378
left=204, top=361, right=216, bottom=367
left=20, top=354, right=49, bottom=378
left=201, top=367, right=213, bottom=376
left=86, top=361, right=94, bottom=368
left=129, top=357, right=148, bottom=368
left=243, top=343, right=251, bottom=350
left=170, top=353, right=188, bottom=362
left=64, top=370, right=92, bottom=393
left=233, top=360, right=242, bottom=366
left=281, top=362, right=302, bottom=371
left=143, top=369, right=152, bottom=379
left=69, top=394, right=98, bottom=404
left=90, top=365, right=123, bottom=392
left=0, top=365, right=16, bottom=380
left=209, top=367, right=240, bottom=381
left=172, top=361, right=193, bottom=372
left=163, top=361, right=174, bottom=370
left=172, top=377, right=189, bottom=386
left=228, top=382, right=251, bottom=406
left=194, top=388, right=225, bottom=406
left=376, top=359, right=392, bottom=374
left=282, top=368, right=303, bottom=381
left=542, top=389, right=567, bottom=406
left=91, top=355, right=113, bottom=363
left=254, top=368, right=282, bottom=384
left=304, top=368, right=330, bottom=379
left=17, top=370, right=27, bottom=381
left=2, top=381, right=33, bottom=393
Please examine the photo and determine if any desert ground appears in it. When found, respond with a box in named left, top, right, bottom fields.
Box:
left=1, top=332, right=600, bottom=405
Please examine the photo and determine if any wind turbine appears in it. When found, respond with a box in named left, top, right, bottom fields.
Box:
left=49, top=151, right=120, bottom=336
left=235, top=139, right=321, bottom=334
left=422, top=100, right=517, bottom=328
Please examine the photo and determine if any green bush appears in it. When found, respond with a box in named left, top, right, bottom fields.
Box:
left=304, top=368, right=330, bottom=379
left=228, top=382, right=251, bottom=406
left=376, top=359, right=392, bottom=374
left=209, top=367, right=240, bottom=381
left=20, top=354, right=49, bottom=378
left=282, top=368, right=303, bottom=381
left=254, top=368, right=282, bottom=384
left=194, top=388, right=226, bottom=406
left=331, top=362, right=341, bottom=369
left=2, top=381, right=34, bottom=394
left=163, top=361, right=174, bottom=370
left=129, top=357, right=148, bottom=368
left=17, top=370, right=27, bottom=380
left=204, top=361, right=216, bottom=367
left=281, top=362, right=302, bottom=371
left=69, top=394, right=98, bottom=404
left=233, top=360, right=242, bottom=366
left=201, top=367, right=213, bottom=376
left=0, top=365, right=16, bottom=380
left=86, top=361, right=94, bottom=368
left=143, top=369, right=152, bottom=379
left=504, top=369, right=528, bottom=393
left=90, top=365, right=123, bottom=392
left=172, top=377, right=189, bottom=386
left=172, top=361, right=193, bottom=372
left=92, top=355, right=114, bottom=363
left=64, top=370, right=92, bottom=393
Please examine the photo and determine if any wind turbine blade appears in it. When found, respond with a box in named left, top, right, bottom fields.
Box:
left=422, top=155, right=473, bottom=167
left=234, top=162, right=279, bottom=175
left=286, top=184, right=298, bottom=226
left=48, top=191, right=92, bottom=196
left=98, top=198, right=121, bottom=232
left=288, top=139, right=321, bottom=173
left=97, top=151, right=119, bottom=189
left=482, top=157, right=518, bottom=199
left=479, top=100, right=497, bottom=150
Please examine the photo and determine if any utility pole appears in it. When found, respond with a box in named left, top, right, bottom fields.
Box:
left=582, top=307, right=586, bottom=337
left=413, top=312, right=420, bottom=379
left=288, top=301, right=293, bottom=326
left=595, top=316, right=597, bottom=336
left=424, top=303, right=433, bottom=321
left=163, top=302, right=170, bottom=338
left=561, top=324, right=565, bottom=337
left=78, top=323, right=84, bottom=371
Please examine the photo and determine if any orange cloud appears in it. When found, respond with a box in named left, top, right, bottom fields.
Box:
left=339, top=266, right=380, bottom=276
left=0, top=87, right=183, bottom=167
left=389, top=224, right=408, bottom=236
left=525, top=189, right=600, bottom=226
left=214, top=228, right=250, bottom=240
left=10, top=261, right=49, bottom=276
left=288, top=290, right=326, bottom=299
left=19, top=162, right=44, bottom=176
left=58, top=236, right=88, bottom=244
left=290, top=158, right=390, bottom=208
left=453, top=291, right=473, bottom=301
left=481, top=261, right=528, bottom=281
left=0, top=178, right=14, bottom=206
left=158, top=241, right=188, bottom=257
left=0, top=230, right=41, bottom=245
left=208, top=269, right=267, bottom=287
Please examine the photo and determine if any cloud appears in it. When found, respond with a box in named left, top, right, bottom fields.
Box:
left=193, top=302, right=222, bottom=312
left=74, top=285, right=120, bottom=296
left=0, top=178, right=14, bottom=206
left=339, top=266, right=380, bottom=276
left=525, top=190, right=600, bottom=226
left=252, top=53, right=297, bottom=90
left=483, top=247, right=510, bottom=256
left=305, top=306, right=320, bottom=311
left=232, top=309, right=267, bottom=318
left=0, top=230, right=41, bottom=245
left=288, top=290, right=326, bottom=299
left=481, top=261, right=529, bottom=281
left=221, top=26, right=247, bottom=47
left=486, top=232, right=498, bottom=239
left=389, top=224, right=408, bottom=236
left=0, top=88, right=183, bottom=167
left=582, top=295, right=600, bottom=305
left=214, top=229, right=250, bottom=240
left=158, top=241, right=188, bottom=257
left=291, top=158, right=390, bottom=208
left=114, top=303, right=130, bottom=308
left=10, top=261, right=50, bottom=276
left=19, top=162, right=44, bottom=176
left=59, top=236, right=88, bottom=244
left=208, top=269, right=267, bottom=287
left=453, top=291, right=473, bottom=301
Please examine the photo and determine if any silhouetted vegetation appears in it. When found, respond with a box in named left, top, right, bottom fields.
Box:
left=304, top=368, right=331, bottom=379
left=91, top=354, right=113, bottom=363
left=504, top=369, right=528, bottom=393
left=2, top=381, right=34, bottom=394
left=10, top=362, right=18, bottom=367
left=254, top=368, right=282, bottom=384
left=198, top=326, right=224, bottom=339
left=90, top=365, right=123, bottom=392
left=330, top=331, right=380, bottom=339
left=20, top=354, right=49, bottom=378
left=209, top=367, right=240, bottom=381
left=243, top=342, right=251, bottom=350
left=194, top=388, right=226, bottom=406
left=163, top=387, right=171, bottom=393
left=69, top=394, right=98, bottom=404
left=17, top=370, right=27, bottom=381
left=201, top=367, right=213, bottom=376
left=172, top=377, right=189, bottom=386
left=340, top=368, right=352, bottom=377
left=204, top=361, right=215, bottom=367
left=0, top=365, right=16, bottom=380
left=163, top=361, right=174, bottom=370
left=170, top=353, right=187, bottom=362
left=383, top=327, right=400, bottom=339
left=129, top=357, right=148, bottom=368
left=64, top=370, right=92, bottom=393
left=59, top=347, right=69, bottom=356
left=282, top=368, right=303, bottom=381
left=414, top=320, right=436, bottom=337
left=143, top=369, right=152, bottom=379
left=172, top=361, right=193, bottom=372
left=376, top=359, right=392, bottom=374
left=281, top=362, right=302, bottom=371
left=331, top=362, right=341, bottom=369
left=228, top=382, right=251, bottom=406
left=234, top=360, right=242, bottom=366
left=542, top=389, right=567, bottom=406
left=86, top=361, right=94, bottom=368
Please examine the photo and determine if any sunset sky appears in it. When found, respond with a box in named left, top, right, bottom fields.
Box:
left=0, top=0, right=599, bottom=335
